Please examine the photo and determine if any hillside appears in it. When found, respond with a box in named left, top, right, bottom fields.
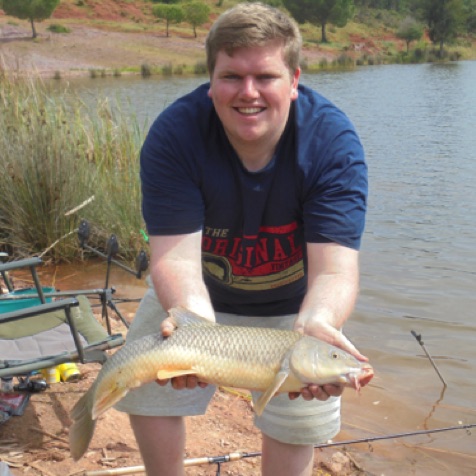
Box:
left=0, top=0, right=474, bottom=77
left=0, top=0, right=434, bottom=78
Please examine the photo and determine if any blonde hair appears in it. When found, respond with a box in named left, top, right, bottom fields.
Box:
left=206, top=2, right=302, bottom=75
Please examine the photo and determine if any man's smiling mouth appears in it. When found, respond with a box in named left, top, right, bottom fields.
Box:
left=236, top=107, right=265, bottom=115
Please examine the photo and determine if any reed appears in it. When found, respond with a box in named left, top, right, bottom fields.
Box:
left=0, top=76, right=146, bottom=262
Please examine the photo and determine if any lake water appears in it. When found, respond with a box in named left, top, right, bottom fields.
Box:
left=48, top=61, right=476, bottom=474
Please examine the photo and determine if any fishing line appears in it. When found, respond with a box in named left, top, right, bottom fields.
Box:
left=83, top=423, right=476, bottom=476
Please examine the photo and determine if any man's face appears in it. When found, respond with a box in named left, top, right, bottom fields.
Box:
left=208, top=40, right=300, bottom=162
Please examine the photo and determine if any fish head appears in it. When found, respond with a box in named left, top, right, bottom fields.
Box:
left=289, top=336, right=374, bottom=390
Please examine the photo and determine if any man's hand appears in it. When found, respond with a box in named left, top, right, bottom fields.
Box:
left=156, top=316, right=209, bottom=389
left=288, top=383, right=344, bottom=401
left=289, top=320, right=369, bottom=402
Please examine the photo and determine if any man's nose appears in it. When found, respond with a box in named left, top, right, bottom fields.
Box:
left=241, top=76, right=259, bottom=97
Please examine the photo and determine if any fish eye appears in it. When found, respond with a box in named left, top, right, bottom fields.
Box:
left=330, top=351, right=339, bottom=359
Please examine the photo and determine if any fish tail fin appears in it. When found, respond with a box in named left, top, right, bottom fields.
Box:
left=69, top=389, right=97, bottom=461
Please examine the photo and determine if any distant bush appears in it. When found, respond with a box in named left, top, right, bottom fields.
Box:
left=193, top=61, right=207, bottom=75
left=161, top=63, right=173, bottom=76
left=141, top=63, right=152, bottom=77
left=47, top=24, right=71, bottom=34
left=334, top=54, right=354, bottom=68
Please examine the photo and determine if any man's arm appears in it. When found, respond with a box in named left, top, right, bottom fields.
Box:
left=149, top=232, right=214, bottom=322
left=291, top=241, right=367, bottom=401
left=149, top=231, right=214, bottom=390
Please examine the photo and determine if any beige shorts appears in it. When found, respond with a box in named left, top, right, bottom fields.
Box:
left=114, top=280, right=341, bottom=445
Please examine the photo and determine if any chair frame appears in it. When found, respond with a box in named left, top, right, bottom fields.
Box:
left=0, top=257, right=124, bottom=379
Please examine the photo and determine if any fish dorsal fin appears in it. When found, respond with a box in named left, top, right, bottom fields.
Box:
left=168, top=307, right=216, bottom=328
left=254, top=352, right=291, bottom=416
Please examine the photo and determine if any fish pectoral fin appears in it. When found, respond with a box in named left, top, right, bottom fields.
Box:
left=156, top=369, right=197, bottom=380
left=254, top=369, right=289, bottom=416
left=169, top=307, right=216, bottom=328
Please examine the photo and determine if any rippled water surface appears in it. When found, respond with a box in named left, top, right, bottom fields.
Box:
left=48, top=62, right=476, bottom=474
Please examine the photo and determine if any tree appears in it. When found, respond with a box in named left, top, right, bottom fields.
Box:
left=183, top=2, right=210, bottom=38
left=463, top=0, right=476, bottom=33
left=1, top=0, right=60, bottom=39
left=284, top=0, right=355, bottom=43
left=396, top=16, right=423, bottom=52
left=418, top=0, right=466, bottom=56
left=152, top=4, right=185, bottom=37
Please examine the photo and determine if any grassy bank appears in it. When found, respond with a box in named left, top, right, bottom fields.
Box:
left=0, top=74, right=146, bottom=262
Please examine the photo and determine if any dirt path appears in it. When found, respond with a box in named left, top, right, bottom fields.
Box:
left=0, top=20, right=208, bottom=78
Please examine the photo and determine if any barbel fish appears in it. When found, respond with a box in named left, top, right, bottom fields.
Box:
left=69, top=307, right=373, bottom=460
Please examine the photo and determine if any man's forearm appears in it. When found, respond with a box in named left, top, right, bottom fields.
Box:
left=149, top=233, right=215, bottom=321
left=151, top=258, right=215, bottom=321
left=295, top=271, right=358, bottom=332
left=292, top=242, right=363, bottom=358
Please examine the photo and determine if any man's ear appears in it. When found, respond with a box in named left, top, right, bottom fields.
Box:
left=291, top=68, right=301, bottom=100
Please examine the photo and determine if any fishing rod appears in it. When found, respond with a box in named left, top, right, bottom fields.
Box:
left=83, top=423, right=476, bottom=476
left=411, top=330, right=448, bottom=387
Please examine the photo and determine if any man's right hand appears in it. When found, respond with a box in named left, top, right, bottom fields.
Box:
left=156, top=317, right=209, bottom=389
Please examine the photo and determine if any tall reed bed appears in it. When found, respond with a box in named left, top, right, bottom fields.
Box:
left=0, top=75, right=146, bottom=262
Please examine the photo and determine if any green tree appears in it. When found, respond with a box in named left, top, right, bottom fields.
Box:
left=183, top=2, right=210, bottom=38
left=1, top=0, right=60, bottom=39
left=463, top=0, right=476, bottom=33
left=152, top=3, right=185, bottom=37
left=396, top=16, right=423, bottom=52
left=284, top=0, right=355, bottom=42
left=418, top=0, right=466, bottom=56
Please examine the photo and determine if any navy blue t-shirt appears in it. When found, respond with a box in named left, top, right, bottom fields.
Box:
left=141, top=83, right=367, bottom=316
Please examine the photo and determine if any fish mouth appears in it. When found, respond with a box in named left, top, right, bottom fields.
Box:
left=360, top=365, right=374, bottom=386
left=347, top=366, right=374, bottom=391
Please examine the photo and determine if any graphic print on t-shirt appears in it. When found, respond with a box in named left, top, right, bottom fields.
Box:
left=202, top=221, right=304, bottom=291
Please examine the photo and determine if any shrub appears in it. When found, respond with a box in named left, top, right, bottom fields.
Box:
left=161, top=63, right=173, bottom=76
left=319, top=57, right=328, bottom=69
left=141, top=63, right=152, bottom=77
left=193, top=61, right=207, bottom=75
left=47, top=24, right=71, bottom=34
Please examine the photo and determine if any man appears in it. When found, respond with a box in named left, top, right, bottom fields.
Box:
left=115, top=3, right=368, bottom=475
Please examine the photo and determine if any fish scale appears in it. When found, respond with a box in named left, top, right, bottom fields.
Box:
left=69, top=307, right=373, bottom=461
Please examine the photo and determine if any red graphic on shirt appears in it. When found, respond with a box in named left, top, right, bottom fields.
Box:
left=202, top=222, right=304, bottom=291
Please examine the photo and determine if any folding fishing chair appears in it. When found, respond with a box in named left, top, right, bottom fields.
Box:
left=0, top=257, right=124, bottom=380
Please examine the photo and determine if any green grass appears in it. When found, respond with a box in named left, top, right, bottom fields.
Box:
left=0, top=75, right=146, bottom=262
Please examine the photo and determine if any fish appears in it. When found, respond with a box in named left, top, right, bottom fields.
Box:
left=69, top=307, right=373, bottom=460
